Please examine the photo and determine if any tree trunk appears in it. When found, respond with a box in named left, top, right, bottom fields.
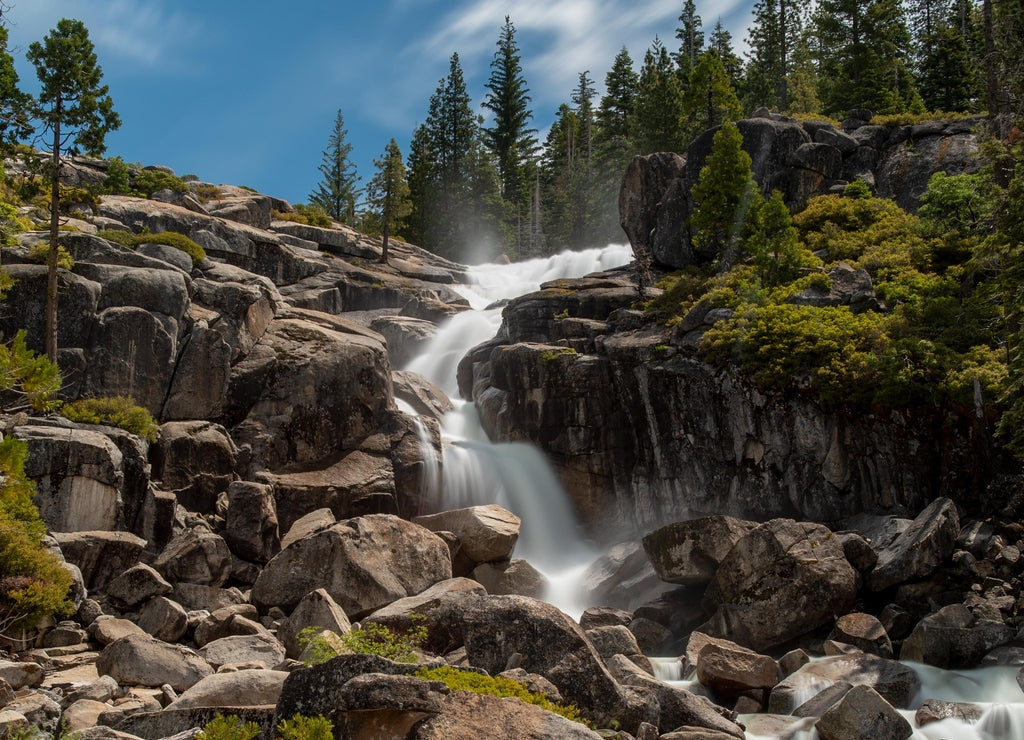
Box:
left=45, top=113, right=61, bottom=363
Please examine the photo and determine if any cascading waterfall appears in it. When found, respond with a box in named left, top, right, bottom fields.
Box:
left=404, top=245, right=632, bottom=614
left=401, top=244, right=1024, bottom=739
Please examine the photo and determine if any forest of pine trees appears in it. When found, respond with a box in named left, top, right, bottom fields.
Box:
left=325, top=0, right=1023, bottom=265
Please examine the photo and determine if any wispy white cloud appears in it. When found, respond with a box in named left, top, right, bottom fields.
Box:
left=7, top=0, right=201, bottom=71
left=405, top=0, right=750, bottom=111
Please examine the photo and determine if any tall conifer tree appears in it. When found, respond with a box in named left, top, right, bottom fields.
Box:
left=406, top=53, right=502, bottom=262
left=708, top=19, right=745, bottom=95
left=482, top=16, right=537, bottom=207
left=28, top=18, right=120, bottom=362
left=367, top=139, right=411, bottom=265
left=682, top=51, right=743, bottom=142
left=309, top=109, right=359, bottom=224
left=674, top=0, right=705, bottom=78
left=813, top=0, right=922, bottom=115
left=634, top=38, right=687, bottom=154
left=745, top=0, right=804, bottom=111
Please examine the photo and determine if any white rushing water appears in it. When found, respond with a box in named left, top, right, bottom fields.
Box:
left=404, top=244, right=632, bottom=615
left=402, top=245, right=1024, bottom=739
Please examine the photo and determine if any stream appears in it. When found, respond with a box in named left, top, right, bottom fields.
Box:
left=400, top=244, right=1024, bottom=740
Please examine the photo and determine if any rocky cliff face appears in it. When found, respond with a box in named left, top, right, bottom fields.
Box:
left=621, top=111, right=985, bottom=270
left=457, top=272, right=995, bottom=539
left=1, top=166, right=468, bottom=544
left=460, top=112, right=996, bottom=539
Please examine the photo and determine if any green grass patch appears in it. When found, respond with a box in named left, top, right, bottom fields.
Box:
left=415, top=665, right=590, bottom=727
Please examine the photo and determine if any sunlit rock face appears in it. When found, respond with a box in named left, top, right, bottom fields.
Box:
left=460, top=272, right=993, bottom=540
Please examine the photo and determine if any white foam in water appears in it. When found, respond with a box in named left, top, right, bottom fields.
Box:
left=403, top=244, right=632, bottom=616
left=401, top=244, right=1024, bottom=738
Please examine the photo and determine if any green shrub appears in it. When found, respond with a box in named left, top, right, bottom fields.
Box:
left=272, top=208, right=308, bottom=225
left=193, top=183, right=224, bottom=202
left=60, top=396, right=159, bottom=443
left=293, top=204, right=332, bottom=228
left=197, top=714, right=260, bottom=740
left=539, top=347, right=577, bottom=363
left=95, top=228, right=136, bottom=248
left=275, top=715, right=333, bottom=740
left=843, top=179, right=873, bottom=199
left=134, top=169, right=188, bottom=197
left=297, top=616, right=427, bottom=665
left=103, top=156, right=132, bottom=195
left=132, top=231, right=206, bottom=266
left=0, top=331, right=62, bottom=412
left=415, top=665, right=589, bottom=726
left=0, top=436, right=74, bottom=633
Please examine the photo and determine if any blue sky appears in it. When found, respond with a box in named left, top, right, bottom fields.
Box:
left=6, top=0, right=753, bottom=206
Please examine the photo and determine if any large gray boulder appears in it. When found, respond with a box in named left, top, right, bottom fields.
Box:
left=606, top=655, right=744, bottom=737
left=414, top=504, right=521, bottom=564
left=224, top=480, right=280, bottom=563
left=197, top=633, right=286, bottom=669
left=768, top=653, right=920, bottom=713
left=278, top=588, right=352, bottom=659
left=153, top=527, right=233, bottom=588
left=190, top=275, right=279, bottom=363
left=151, top=421, right=238, bottom=515
left=223, top=312, right=394, bottom=472
left=83, top=305, right=180, bottom=415
left=701, top=519, right=858, bottom=651
left=136, top=596, right=189, bottom=643
left=460, top=595, right=659, bottom=732
left=900, top=603, right=1016, bottom=669
left=166, top=670, right=289, bottom=710
left=251, top=514, right=452, bottom=617
left=867, top=497, right=960, bottom=591
left=104, top=563, right=172, bottom=608
left=619, top=152, right=691, bottom=268
left=413, top=684, right=605, bottom=740
left=96, top=633, right=214, bottom=692
left=643, top=516, right=755, bottom=586
left=815, top=684, right=913, bottom=740
left=14, top=424, right=126, bottom=532
left=162, top=321, right=233, bottom=420
left=50, top=531, right=147, bottom=590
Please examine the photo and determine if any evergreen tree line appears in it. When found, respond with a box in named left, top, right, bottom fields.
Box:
left=318, top=0, right=1024, bottom=264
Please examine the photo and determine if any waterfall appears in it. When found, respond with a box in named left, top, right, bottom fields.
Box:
left=404, top=245, right=632, bottom=614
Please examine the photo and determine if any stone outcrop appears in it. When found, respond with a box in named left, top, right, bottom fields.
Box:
left=250, top=514, right=452, bottom=617
left=460, top=268, right=993, bottom=537
left=701, top=519, right=858, bottom=651
left=620, top=112, right=985, bottom=271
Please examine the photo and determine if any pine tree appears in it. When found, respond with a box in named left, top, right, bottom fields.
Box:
left=367, top=139, right=411, bottom=265
left=674, top=0, right=705, bottom=78
left=682, top=51, right=743, bottom=143
left=708, top=19, right=745, bottom=95
left=745, top=189, right=803, bottom=286
left=916, top=14, right=979, bottom=111
left=309, top=109, right=359, bottom=224
left=28, top=18, right=120, bottom=363
left=813, top=0, right=923, bottom=116
left=593, top=48, right=640, bottom=246
left=0, top=26, right=30, bottom=150
left=539, top=103, right=580, bottom=250
left=634, top=38, right=687, bottom=154
left=482, top=16, right=537, bottom=206
left=745, top=0, right=804, bottom=111
left=597, top=47, right=639, bottom=145
left=406, top=53, right=502, bottom=262
left=689, top=121, right=758, bottom=267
